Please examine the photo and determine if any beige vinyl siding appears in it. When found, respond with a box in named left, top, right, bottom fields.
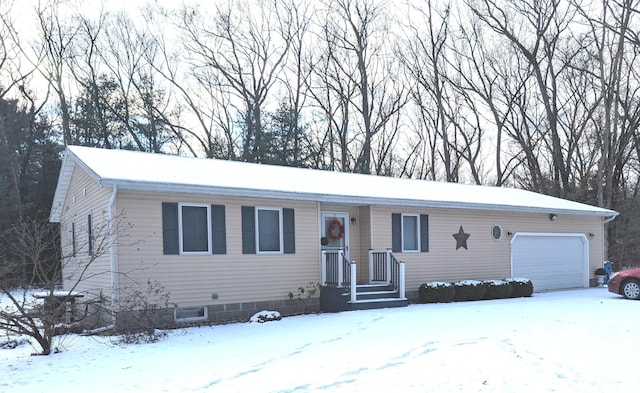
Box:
left=116, top=191, right=321, bottom=307
left=371, top=206, right=605, bottom=293
left=60, top=165, right=113, bottom=299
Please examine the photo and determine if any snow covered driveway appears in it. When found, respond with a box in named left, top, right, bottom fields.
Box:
left=2, top=288, right=638, bottom=392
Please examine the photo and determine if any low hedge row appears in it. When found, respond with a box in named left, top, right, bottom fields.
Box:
left=418, top=278, right=533, bottom=304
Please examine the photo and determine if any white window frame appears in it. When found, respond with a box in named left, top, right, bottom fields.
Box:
left=255, top=207, right=283, bottom=254
left=178, top=203, right=211, bottom=255
left=174, top=306, right=208, bottom=323
left=401, top=214, right=420, bottom=252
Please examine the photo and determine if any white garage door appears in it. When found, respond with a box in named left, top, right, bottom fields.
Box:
left=511, top=234, right=588, bottom=291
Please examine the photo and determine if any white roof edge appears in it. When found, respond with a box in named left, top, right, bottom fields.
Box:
left=50, top=146, right=618, bottom=222
left=49, top=151, right=73, bottom=223
left=102, top=178, right=619, bottom=217
left=49, top=149, right=103, bottom=223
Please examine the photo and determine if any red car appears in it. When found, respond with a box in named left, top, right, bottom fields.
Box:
left=608, top=268, right=640, bottom=300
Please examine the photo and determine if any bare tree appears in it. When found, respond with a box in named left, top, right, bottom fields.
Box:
left=276, top=0, right=315, bottom=167
left=467, top=0, right=575, bottom=196
left=93, top=11, right=175, bottom=152
left=579, top=0, right=640, bottom=209
left=321, top=0, right=406, bottom=175
left=572, top=0, right=640, bottom=262
left=34, top=0, right=79, bottom=146
left=399, top=0, right=460, bottom=181
left=306, top=24, right=357, bottom=171
left=0, top=0, right=34, bottom=101
left=145, top=11, right=228, bottom=158
left=448, top=8, right=522, bottom=185
left=177, top=0, right=293, bottom=162
left=0, top=211, right=137, bottom=355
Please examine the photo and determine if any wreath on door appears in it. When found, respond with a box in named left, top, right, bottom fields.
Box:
left=327, top=218, right=345, bottom=241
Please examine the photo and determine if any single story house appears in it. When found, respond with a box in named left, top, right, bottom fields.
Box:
left=50, top=146, right=617, bottom=327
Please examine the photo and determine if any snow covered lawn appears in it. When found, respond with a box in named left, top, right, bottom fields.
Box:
left=2, top=288, right=638, bottom=392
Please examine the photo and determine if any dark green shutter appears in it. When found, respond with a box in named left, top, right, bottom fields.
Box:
left=162, top=202, right=179, bottom=255
left=420, top=214, right=429, bottom=252
left=87, top=214, right=93, bottom=256
left=242, top=206, right=256, bottom=254
left=211, top=205, right=226, bottom=254
left=71, top=222, right=76, bottom=257
left=392, top=213, right=401, bottom=252
left=283, top=208, right=295, bottom=254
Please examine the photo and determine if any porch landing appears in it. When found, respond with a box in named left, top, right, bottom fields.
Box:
left=320, top=284, right=409, bottom=312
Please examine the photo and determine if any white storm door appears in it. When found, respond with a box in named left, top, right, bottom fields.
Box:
left=321, top=212, right=350, bottom=261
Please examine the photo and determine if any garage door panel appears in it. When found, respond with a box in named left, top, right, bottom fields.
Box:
left=512, top=234, right=587, bottom=291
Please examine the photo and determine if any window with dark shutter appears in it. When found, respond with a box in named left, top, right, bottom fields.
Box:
left=163, top=202, right=227, bottom=255
left=393, top=212, right=429, bottom=253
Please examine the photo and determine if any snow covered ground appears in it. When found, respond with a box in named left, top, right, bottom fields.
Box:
left=2, top=288, right=638, bottom=392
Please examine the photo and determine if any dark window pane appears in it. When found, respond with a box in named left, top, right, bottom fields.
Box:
left=182, top=205, right=209, bottom=252
left=258, top=209, right=280, bottom=252
left=403, top=215, right=418, bottom=251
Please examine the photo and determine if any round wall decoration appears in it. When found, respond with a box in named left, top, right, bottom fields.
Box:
left=327, top=219, right=345, bottom=241
left=491, top=224, right=503, bottom=240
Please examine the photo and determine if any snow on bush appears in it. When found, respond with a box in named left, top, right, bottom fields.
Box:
left=454, top=280, right=486, bottom=301
left=483, top=280, right=512, bottom=300
left=249, top=311, right=282, bottom=323
left=504, top=278, right=534, bottom=297
left=418, top=282, right=455, bottom=303
left=418, top=278, right=533, bottom=304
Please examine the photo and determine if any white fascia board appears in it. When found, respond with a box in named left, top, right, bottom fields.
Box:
left=100, top=178, right=618, bottom=218
left=49, top=150, right=105, bottom=223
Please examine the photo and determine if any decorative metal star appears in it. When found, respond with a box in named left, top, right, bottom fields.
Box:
left=453, top=226, right=470, bottom=250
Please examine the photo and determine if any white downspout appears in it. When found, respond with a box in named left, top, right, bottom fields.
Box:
left=108, top=185, right=118, bottom=324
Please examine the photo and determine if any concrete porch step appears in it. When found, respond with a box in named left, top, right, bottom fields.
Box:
left=343, top=290, right=399, bottom=300
left=349, top=297, right=409, bottom=310
left=320, top=284, right=409, bottom=313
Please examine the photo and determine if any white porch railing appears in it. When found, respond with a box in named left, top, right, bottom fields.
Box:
left=368, top=248, right=405, bottom=299
left=322, top=249, right=405, bottom=301
left=321, top=250, right=352, bottom=288
left=349, top=261, right=357, bottom=303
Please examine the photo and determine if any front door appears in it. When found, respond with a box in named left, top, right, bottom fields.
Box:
left=321, top=212, right=350, bottom=261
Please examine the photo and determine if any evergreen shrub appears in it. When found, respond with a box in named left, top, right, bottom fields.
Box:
left=505, top=278, right=534, bottom=297
left=453, top=280, right=486, bottom=301
left=418, top=281, right=455, bottom=303
left=483, top=279, right=512, bottom=299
